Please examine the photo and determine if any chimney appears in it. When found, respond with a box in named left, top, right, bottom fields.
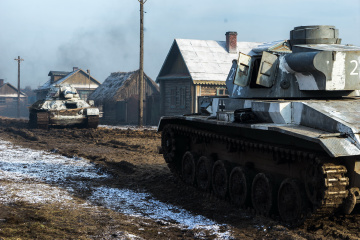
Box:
left=225, top=31, right=237, bottom=53
left=0, top=79, right=4, bottom=85
left=73, top=67, right=79, bottom=71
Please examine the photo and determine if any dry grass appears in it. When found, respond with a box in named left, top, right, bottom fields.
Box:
left=0, top=201, right=130, bottom=240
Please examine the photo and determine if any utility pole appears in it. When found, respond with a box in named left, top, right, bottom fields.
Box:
left=14, top=56, right=24, bottom=118
left=87, top=69, right=91, bottom=101
left=138, top=0, right=147, bottom=127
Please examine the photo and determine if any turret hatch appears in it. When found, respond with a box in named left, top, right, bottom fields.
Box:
left=256, top=52, right=278, bottom=87
left=234, top=53, right=251, bottom=87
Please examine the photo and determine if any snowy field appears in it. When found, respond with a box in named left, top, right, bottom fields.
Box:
left=0, top=140, right=232, bottom=239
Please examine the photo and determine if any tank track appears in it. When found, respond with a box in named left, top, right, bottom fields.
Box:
left=86, top=116, right=99, bottom=129
left=163, top=124, right=349, bottom=215
left=315, top=164, right=348, bottom=212
left=29, top=112, right=49, bottom=129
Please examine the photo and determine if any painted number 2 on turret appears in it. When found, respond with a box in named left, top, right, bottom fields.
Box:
left=350, top=60, right=359, bottom=76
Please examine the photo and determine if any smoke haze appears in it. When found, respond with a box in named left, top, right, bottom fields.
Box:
left=0, top=0, right=359, bottom=89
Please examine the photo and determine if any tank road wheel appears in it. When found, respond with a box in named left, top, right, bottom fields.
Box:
left=229, top=167, right=250, bottom=207
left=212, top=160, right=229, bottom=199
left=182, top=151, right=196, bottom=185
left=305, top=163, right=325, bottom=206
left=161, top=125, right=176, bottom=164
left=278, top=178, right=307, bottom=226
left=196, top=156, right=213, bottom=192
left=251, top=173, right=274, bottom=216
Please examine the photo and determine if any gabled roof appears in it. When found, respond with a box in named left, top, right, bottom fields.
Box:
left=37, top=69, right=100, bottom=91
left=157, top=39, right=289, bottom=85
left=0, top=83, right=27, bottom=97
left=88, top=70, right=159, bottom=104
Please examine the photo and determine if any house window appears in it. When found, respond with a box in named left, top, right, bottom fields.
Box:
left=0, top=98, right=5, bottom=105
left=216, top=88, right=228, bottom=96
left=180, top=87, right=186, bottom=108
left=170, top=88, right=176, bottom=108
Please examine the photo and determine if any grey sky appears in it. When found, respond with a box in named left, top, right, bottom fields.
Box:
left=0, top=0, right=359, bottom=89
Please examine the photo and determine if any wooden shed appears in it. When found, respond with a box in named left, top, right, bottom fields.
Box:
left=88, top=70, right=160, bottom=125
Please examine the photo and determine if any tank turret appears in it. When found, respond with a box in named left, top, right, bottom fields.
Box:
left=226, top=25, right=360, bottom=99
left=29, top=84, right=99, bottom=129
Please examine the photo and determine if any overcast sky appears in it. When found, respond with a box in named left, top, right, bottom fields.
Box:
left=0, top=0, right=359, bottom=89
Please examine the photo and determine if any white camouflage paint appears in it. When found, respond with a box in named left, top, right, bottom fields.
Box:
left=86, top=108, right=100, bottom=116
left=279, top=55, right=319, bottom=90
left=268, top=102, right=291, bottom=124
left=294, top=73, right=319, bottom=90
left=291, top=102, right=304, bottom=124
left=244, top=100, right=252, bottom=108
left=278, top=55, right=291, bottom=74
left=211, top=98, right=219, bottom=117
left=329, top=52, right=346, bottom=90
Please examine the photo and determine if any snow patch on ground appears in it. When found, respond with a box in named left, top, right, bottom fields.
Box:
left=0, top=140, right=233, bottom=238
left=99, top=125, right=157, bottom=131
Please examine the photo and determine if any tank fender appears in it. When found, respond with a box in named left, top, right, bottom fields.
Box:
left=85, top=108, right=99, bottom=116
left=157, top=117, right=173, bottom=132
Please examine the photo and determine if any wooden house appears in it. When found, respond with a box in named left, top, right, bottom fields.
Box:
left=88, top=70, right=160, bottom=125
left=0, top=79, right=28, bottom=117
left=156, top=32, right=290, bottom=116
left=35, top=67, right=101, bottom=101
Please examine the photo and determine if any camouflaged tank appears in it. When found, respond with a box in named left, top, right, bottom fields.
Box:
left=158, top=25, right=360, bottom=225
left=29, top=84, right=99, bottom=129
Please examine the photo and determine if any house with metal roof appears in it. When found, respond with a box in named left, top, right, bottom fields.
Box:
left=35, top=67, right=101, bottom=101
left=88, top=70, right=160, bottom=125
left=156, top=32, right=290, bottom=116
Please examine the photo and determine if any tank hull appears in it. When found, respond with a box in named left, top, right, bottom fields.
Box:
left=158, top=99, right=360, bottom=225
left=158, top=25, right=360, bottom=224
left=29, top=109, right=99, bottom=129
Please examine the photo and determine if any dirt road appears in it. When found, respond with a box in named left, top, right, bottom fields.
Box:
left=0, top=117, right=359, bottom=239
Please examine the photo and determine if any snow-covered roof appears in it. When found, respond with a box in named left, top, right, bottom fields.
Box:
left=88, top=70, right=159, bottom=104
left=0, top=83, right=27, bottom=97
left=158, top=39, right=289, bottom=84
left=88, top=71, right=134, bottom=103
left=175, top=39, right=262, bottom=83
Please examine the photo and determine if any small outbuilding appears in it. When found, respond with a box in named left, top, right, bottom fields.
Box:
left=88, top=70, right=160, bottom=125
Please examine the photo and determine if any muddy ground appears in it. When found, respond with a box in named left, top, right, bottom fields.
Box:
left=0, top=117, right=359, bottom=240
